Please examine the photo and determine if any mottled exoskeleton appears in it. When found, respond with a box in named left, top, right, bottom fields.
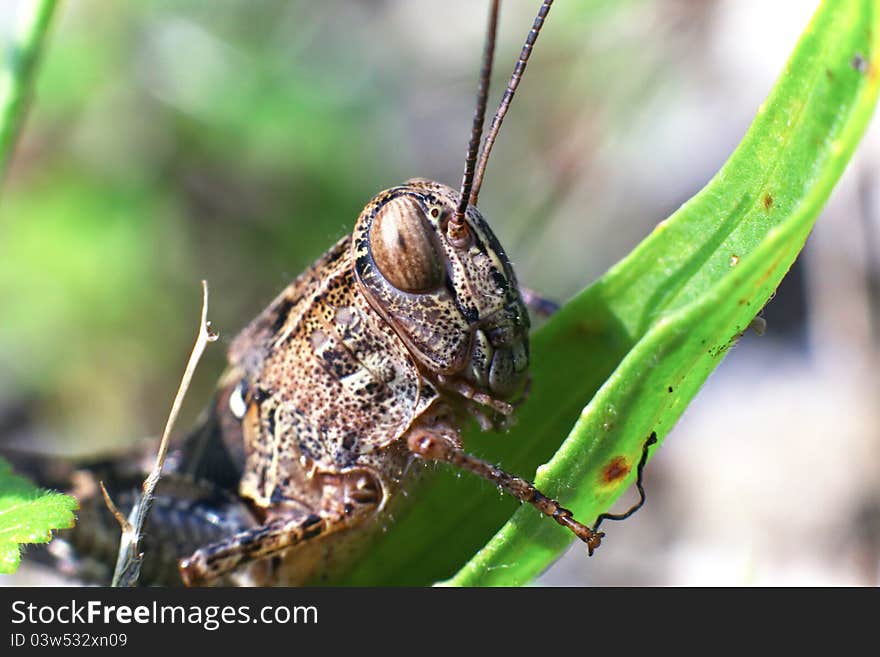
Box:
left=172, top=174, right=606, bottom=585
left=27, top=0, right=618, bottom=586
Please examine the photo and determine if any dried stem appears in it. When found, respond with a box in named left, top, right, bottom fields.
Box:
left=104, top=280, right=219, bottom=587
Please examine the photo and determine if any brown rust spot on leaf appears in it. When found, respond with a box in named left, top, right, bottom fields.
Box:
left=601, top=456, right=631, bottom=484
left=574, top=316, right=609, bottom=339
left=762, top=193, right=773, bottom=210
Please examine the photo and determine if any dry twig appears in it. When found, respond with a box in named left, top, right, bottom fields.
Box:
left=103, top=280, right=218, bottom=587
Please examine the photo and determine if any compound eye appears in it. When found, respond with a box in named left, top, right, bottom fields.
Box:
left=370, top=196, right=444, bottom=293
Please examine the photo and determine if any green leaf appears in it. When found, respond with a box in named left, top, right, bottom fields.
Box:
left=335, top=0, right=880, bottom=586
left=0, top=458, right=78, bottom=575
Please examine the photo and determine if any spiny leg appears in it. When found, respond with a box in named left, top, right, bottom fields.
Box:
left=406, top=430, right=603, bottom=555
left=178, top=500, right=377, bottom=586
left=436, top=374, right=514, bottom=415
left=519, top=286, right=560, bottom=319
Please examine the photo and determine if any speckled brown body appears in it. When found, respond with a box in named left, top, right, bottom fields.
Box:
left=38, top=178, right=549, bottom=586
left=41, top=2, right=613, bottom=584
left=166, top=179, right=535, bottom=585
left=32, top=159, right=613, bottom=587
left=229, top=234, right=433, bottom=510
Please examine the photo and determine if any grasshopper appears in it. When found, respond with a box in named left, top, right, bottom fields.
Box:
left=24, top=0, right=648, bottom=586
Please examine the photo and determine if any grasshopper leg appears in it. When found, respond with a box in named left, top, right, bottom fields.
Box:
left=178, top=470, right=383, bottom=586
left=406, top=429, right=603, bottom=555
left=178, top=501, right=378, bottom=586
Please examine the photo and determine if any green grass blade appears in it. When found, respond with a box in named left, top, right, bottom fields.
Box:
left=336, top=0, right=880, bottom=586
left=0, top=0, right=74, bottom=577
left=0, top=0, right=58, bottom=181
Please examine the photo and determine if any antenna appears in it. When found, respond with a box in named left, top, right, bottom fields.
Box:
left=470, top=0, right=554, bottom=207
left=451, top=0, right=500, bottom=235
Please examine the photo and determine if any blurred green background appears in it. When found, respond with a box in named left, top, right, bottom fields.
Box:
left=2, top=0, right=878, bottom=585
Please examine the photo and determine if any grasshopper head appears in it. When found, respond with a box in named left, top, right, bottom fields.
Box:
left=352, top=179, right=529, bottom=407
